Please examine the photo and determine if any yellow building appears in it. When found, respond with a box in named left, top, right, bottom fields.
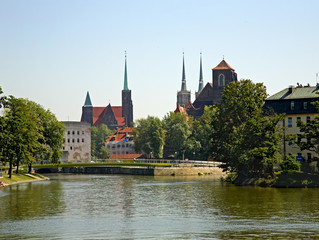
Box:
left=265, top=85, right=319, bottom=161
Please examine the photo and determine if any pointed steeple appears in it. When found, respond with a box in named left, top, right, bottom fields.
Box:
left=84, top=91, right=92, bottom=107
left=198, top=52, right=203, bottom=92
left=181, top=53, right=187, bottom=91
left=123, top=51, right=129, bottom=91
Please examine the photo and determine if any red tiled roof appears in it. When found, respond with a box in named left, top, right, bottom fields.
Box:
left=174, top=105, right=186, bottom=114
left=213, top=60, right=234, bottom=70
left=109, top=154, right=143, bottom=159
left=106, top=127, right=134, bottom=142
left=92, top=105, right=125, bottom=127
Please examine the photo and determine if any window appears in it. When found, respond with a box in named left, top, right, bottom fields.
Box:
left=307, top=153, right=312, bottom=161
left=307, top=116, right=311, bottom=123
left=62, top=146, right=65, bottom=150
left=70, top=146, right=73, bottom=150
left=63, top=138, right=65, bottom=143
left=82, top=131, right=84, bottom=135
left=303, top=102, right=308, bottom=110
left=72, top=139, right=75, bottom=143
left=291, top=101, right=295, bottom=110
left=77, top=138, right=80, bottom=143
left=67, top=139, right=70, bottom=143
left=288, top=140, right=293, bottom=145
left=82, top=138, right=84, bottom=143
left=288, top=117, right=292, bottom=127
left=67, top=131, right=70, bottom=135
left=77, top=131, right=80, bottom=135
left=218, top=74, right=225, bottom=86
left=296, top=117, right=301, bottom=126
left=297, top=137, right=301, bottom=143
left=72, top=131, right=75, bottom=135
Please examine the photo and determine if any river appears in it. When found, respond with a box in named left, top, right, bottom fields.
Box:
left=1, top=174, right=319, bottom=239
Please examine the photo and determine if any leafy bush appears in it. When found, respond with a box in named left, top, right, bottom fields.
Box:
left=280, top=155, right=299, bottom=173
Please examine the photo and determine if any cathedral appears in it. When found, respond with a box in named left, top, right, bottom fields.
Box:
left=81, top=55, right=133, bottom=129
left=177, top=54, right=238, bottom=118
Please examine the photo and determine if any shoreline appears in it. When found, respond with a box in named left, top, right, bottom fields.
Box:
left=0, top=173, right=50, bottom=188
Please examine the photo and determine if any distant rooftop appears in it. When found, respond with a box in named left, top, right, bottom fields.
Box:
left=267, top=85, right=319, bottom=100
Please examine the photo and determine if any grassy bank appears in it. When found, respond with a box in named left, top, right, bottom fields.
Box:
left=0, top=173, right=48, bottom=187
left=32, top=162, right=171, bottom=168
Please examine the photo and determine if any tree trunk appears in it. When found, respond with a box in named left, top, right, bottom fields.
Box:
left=28, top=164, right=32, bottom=174
left=9, top=160, right=12, bottom=178
left=16, top=159, right=20, bottom=174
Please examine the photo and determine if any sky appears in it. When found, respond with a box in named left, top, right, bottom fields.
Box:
left=1, top=0, right=319, bottom=121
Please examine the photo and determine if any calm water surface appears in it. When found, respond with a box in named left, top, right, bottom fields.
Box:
left=1, top=174, right=319, bottom=239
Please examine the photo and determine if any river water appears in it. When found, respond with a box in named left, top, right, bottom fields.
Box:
left=1, top=174, right=319, bottom=239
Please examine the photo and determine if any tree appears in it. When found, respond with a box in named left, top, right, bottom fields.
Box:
left=294, top=102, right=319, bottom=160
left=91, top=124, right=113, bottom=160
left=163, top=112, right=199, bottom=159
left=211, top=80, right=284, bottom=178
left=133, top=116, right=166, bottom=159
left=3, top=97, right=41, bottom=177
left=192, top=106, right=218, bottom=160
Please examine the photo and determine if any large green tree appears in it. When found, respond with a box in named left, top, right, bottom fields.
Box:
left=163, top=112, right=200, bottom=159
left=211, top=80, right=284, bottom=178
left=133, top=116, right=166, bottom=158
left=91, top=124, right=113, bottom=160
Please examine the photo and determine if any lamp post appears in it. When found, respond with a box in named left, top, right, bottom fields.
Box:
left=193, top=151, right=195, bottom=160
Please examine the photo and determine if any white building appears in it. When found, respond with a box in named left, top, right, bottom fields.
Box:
left=61, top=121, right=91, bottom=163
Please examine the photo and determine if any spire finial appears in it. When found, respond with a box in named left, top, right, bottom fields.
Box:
left=84, top=91, right=92, bottom=107
left=123, top=51, right=129, bottom=91
left=223, top=55, right=224, bottom=60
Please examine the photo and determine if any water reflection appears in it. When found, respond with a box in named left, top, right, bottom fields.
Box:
left=1, top=174, right=319, bottom=239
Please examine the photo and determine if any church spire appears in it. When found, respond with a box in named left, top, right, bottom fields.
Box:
left=198, top=52, right=203, bottom=92
left=181, top=53, right=187, bottom=91
left=84, top=91, right=92, bottom=107
left=123, top=51, right=129, bottom=91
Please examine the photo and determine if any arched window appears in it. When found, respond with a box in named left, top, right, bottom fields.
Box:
left=218, top=74, right=225, bottom=86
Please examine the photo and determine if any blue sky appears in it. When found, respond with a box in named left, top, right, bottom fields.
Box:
left=1, top=0, right=319, bottom=121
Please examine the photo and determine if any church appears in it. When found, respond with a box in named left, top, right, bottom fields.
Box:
left=177, top=54, right=238, bottom=118
left=80, top=55, right=133, bottom=129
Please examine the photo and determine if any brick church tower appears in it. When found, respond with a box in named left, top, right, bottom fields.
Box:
left=122, top=53, right=133, bottom=127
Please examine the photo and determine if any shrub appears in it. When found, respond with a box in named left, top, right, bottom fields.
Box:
left=280, top=155, right=299, bottom=173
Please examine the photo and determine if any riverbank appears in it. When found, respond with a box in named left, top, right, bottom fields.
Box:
left=232, top=172, right=319, bottom=188
left=0, top=173, right=49, bottom=188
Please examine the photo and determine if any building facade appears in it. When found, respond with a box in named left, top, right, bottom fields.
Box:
left=105, top=127, right=136, bottom=157
left=61, top=121, right=91, bottom=163
left=265, top=85, right=319, bottom=161
left=81, top=54, right=133, bottom=129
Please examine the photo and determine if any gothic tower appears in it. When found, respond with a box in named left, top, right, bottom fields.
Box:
left=122, top=53, right=133, bottom=127
left=81, top=91, right=93, bottom=125
left=177, top=53, right=191, bottom=107
left=195, top=52, right=204, bottom=99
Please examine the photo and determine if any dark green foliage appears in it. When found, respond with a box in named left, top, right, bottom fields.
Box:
left=280, top=155, right=300, bottom=173
left=91, top=124, right=113, bottom=159
left=133, top=116, right=166, bottom=158
left=210, top=80, right=284, bottom=178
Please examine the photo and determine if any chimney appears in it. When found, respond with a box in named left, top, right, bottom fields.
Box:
left=288, top=85, right=294, bottom=94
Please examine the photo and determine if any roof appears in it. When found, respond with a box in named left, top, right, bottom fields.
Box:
left=106, top=127, right=134, bottom=142
left=174, top=105, right=187, bottom=114
left=84, top=91, right=92, bottom=106
left=267, top=86, right=319, bottom=100
left=92, top=105, right=125, bottom=127
left=109, top=154, right=143, bottom=160
left=213, top=60, right=234, bottom=70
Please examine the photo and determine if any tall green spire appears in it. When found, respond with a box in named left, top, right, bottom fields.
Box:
left=181, top=52, right=187, bottom=91
left=123, top=51, right=129, bottom=91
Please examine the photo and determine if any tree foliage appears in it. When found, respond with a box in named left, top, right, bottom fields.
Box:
left=91, top=124, right=113, bottom=159
left=0, top=87, right=65, bottom=177
left=210, top=80, right=284, bottom=178
left=133, top=116, right=166, bottom=158
left=163, top=112, right=200, bottom=159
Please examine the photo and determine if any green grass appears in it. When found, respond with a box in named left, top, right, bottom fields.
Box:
left=0, top=173, right=38, bottom=185
left=31, top=162, right=171, bottom=168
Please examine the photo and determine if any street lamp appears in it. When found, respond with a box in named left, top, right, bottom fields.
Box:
left=193, top=151, right=195, bottom=160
